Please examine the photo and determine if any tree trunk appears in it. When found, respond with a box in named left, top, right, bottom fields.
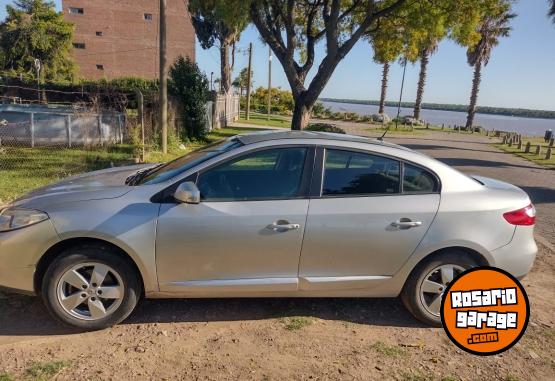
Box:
left=414, top=49, right=430, bottom=121
left=379, top=62, right=390, bottom=114
left=466, top=60, right=482, bottom=128
left=291, top=99, right=313, bottom=131
left=220, top=41, right=231, bottom=94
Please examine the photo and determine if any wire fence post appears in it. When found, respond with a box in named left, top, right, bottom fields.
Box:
left=136, top=90, right=145, bottom=161
left=65, top=114, right=72, bottom=148
left=97, top=114, right=103, bottom=146
left=30, top=112, right=35, bottom=148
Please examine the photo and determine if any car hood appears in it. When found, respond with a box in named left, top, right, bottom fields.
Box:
left=10, top=164, right=154, bottom=210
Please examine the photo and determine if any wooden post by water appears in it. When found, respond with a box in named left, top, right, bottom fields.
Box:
left=546, top=147, right=552, bottom=160
left=535, top=145, right=542, bottom=156
left=525, top=142, right=531, bottom=153
left=517, top=140, right=522, bottom=150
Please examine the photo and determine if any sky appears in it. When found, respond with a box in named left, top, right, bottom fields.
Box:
left=1, top=0, right=554, bottom=111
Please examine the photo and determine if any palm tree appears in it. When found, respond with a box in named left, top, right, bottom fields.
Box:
left=549, top=0, right=555, bottom=23
left=413, top=41, right=438, bottom=121
left=378, top=62, right=391, bottom=115
left=465, top=10, right=516, bottom=128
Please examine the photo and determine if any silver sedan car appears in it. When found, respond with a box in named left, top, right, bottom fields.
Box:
left=0, top=131, right=537, bottom=330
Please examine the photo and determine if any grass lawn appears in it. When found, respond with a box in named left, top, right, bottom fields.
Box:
left=238, top=111, right=291, bottom=129
left=494, top=138, right=555, bottom=168
left=0, top=127, right=260, bottom=204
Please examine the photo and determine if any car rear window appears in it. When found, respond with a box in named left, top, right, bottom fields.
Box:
left=322, top=149, right=400, bottom=196
left=403, top=163, right=439, bottom=193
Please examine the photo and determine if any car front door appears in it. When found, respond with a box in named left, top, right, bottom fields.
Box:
left=298, top=148, right=441, bottom=291
left=156, top=146, right=313, bottom=294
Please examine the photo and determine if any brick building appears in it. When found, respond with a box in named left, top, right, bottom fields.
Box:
left=62, top=0, right=195, bottom=79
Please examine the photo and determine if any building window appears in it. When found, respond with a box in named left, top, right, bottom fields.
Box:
left=96, top=31, right=103, bottom=37
left=72, top=42, right=86, bottom=49
left=96, top=65, right=104, bottom=70
left=69, top=7, right=84, bottom=14
left=144, top=13, right=153, bottom=21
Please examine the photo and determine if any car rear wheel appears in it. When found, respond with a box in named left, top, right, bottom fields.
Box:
left=41, top=245, right=141, bottom=330
left=401, top=251, right=478, bottom=326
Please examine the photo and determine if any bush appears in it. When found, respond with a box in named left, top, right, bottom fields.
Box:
left=169, top=56, right=210, bottom=140
left=306, top=123, right=346, bottom=134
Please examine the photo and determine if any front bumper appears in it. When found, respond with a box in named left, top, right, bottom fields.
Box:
left=490, top=226, right=537, bottom=279
left=0, top=219, right=60, bottom=293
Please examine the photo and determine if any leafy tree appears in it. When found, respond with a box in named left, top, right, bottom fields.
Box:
left=232, top=67, right=252, bottom=97
left=189, top=0, right=249, bottom=94
left=0, top=0, right=76, bottom=82
left=464, top=1, right=515, bottom=128
left=251, top=86, right=294, bottom=114
left=550, top=0, right=555, bottom=23
left=169, top=56, right=210, bottom=139
left=249, top=0, right=407, bottom=130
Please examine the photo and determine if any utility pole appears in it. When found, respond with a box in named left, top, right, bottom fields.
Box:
left=267, top=47, right=272, bottom=121
left=210, top=72, right=214, bottom=91
left=395, top=58, right=408, bottom=130
left=159, top=0, right=168, bottom=154
left=246, top=43, right=253, bottom=121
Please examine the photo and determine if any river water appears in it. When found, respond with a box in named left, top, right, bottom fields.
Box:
left=321, top=101, right=555, bottom=137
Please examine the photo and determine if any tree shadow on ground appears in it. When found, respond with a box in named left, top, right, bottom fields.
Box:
left=0, top=292, right=424, bottom=337
left=521, top=186, right=555, bottom=204
left=401, top=143, right=504, bottom=155
left=437, top=157, right=544, bottom=171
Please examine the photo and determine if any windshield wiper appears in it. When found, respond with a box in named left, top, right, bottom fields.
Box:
left=125, top=164, right=164, bottom=186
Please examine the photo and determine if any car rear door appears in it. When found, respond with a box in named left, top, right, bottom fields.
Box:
left=298, top=147, right=441, bottom=291
left=156, top=146, right=314, bottom=294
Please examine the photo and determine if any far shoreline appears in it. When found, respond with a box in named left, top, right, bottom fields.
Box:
left=320, top=98, right=555, bottom=121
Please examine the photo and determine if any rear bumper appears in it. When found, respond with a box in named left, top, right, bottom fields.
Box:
left=489, top=226, right=537, bottom=279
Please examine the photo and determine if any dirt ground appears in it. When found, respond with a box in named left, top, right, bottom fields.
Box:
left=1, top=129, right=554, bottom=381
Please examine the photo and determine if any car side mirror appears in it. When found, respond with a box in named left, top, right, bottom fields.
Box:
left=174, top=181, right=200, bottom=204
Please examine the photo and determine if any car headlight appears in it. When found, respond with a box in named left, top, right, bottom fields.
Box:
left=0, top=208, right=49, bottom=232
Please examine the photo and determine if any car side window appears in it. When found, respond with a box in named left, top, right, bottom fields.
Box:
left=197, top=147, right=308, bottom=201
left=403, top=163, right=438, bottom=193
left=322, top=149, right=400, bottom=196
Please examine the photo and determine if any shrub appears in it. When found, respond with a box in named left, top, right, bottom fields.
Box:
left=306, top=123, right=346, bottom=134
left=169, top=56, right=210, bottom=140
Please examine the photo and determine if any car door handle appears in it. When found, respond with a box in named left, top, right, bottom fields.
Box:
left=266, top=220, right=301, bottom=231
left=390, top=219, right=422, bottom=229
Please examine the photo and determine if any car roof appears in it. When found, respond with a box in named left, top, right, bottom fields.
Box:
left=235, top=130, right=411, bottom=151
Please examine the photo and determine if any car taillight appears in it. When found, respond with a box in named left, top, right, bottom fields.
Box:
left=503, top=204, right=536, bottom=226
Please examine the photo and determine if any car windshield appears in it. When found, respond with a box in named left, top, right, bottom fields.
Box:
left=137, top=138, right=243, bottom=185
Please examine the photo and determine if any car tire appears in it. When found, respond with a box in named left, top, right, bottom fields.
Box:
left=400, top=251, right=478, bottom=327
left=41, top=244, right=141, bottom=330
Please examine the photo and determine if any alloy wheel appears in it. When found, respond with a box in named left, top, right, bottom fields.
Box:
left=56, top=262, right=124, bottom=321
left=419, top=264, right=465, bottom=317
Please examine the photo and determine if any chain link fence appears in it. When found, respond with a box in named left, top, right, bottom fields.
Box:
left=0, top=104, right=133, bottom=204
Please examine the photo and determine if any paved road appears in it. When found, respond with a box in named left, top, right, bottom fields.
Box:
left=336, top=124, right=555, bottom=246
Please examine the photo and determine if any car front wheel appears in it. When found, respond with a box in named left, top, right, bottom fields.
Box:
left=41, top=245, right=141, bottom=330
left=401, top=251, right=478, bottom=326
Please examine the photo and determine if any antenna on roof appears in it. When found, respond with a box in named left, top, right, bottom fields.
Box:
left=378, top=58, right=407, bottom=142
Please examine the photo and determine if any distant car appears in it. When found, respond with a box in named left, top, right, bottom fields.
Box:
left=0, top=131, right=537, bottom=330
